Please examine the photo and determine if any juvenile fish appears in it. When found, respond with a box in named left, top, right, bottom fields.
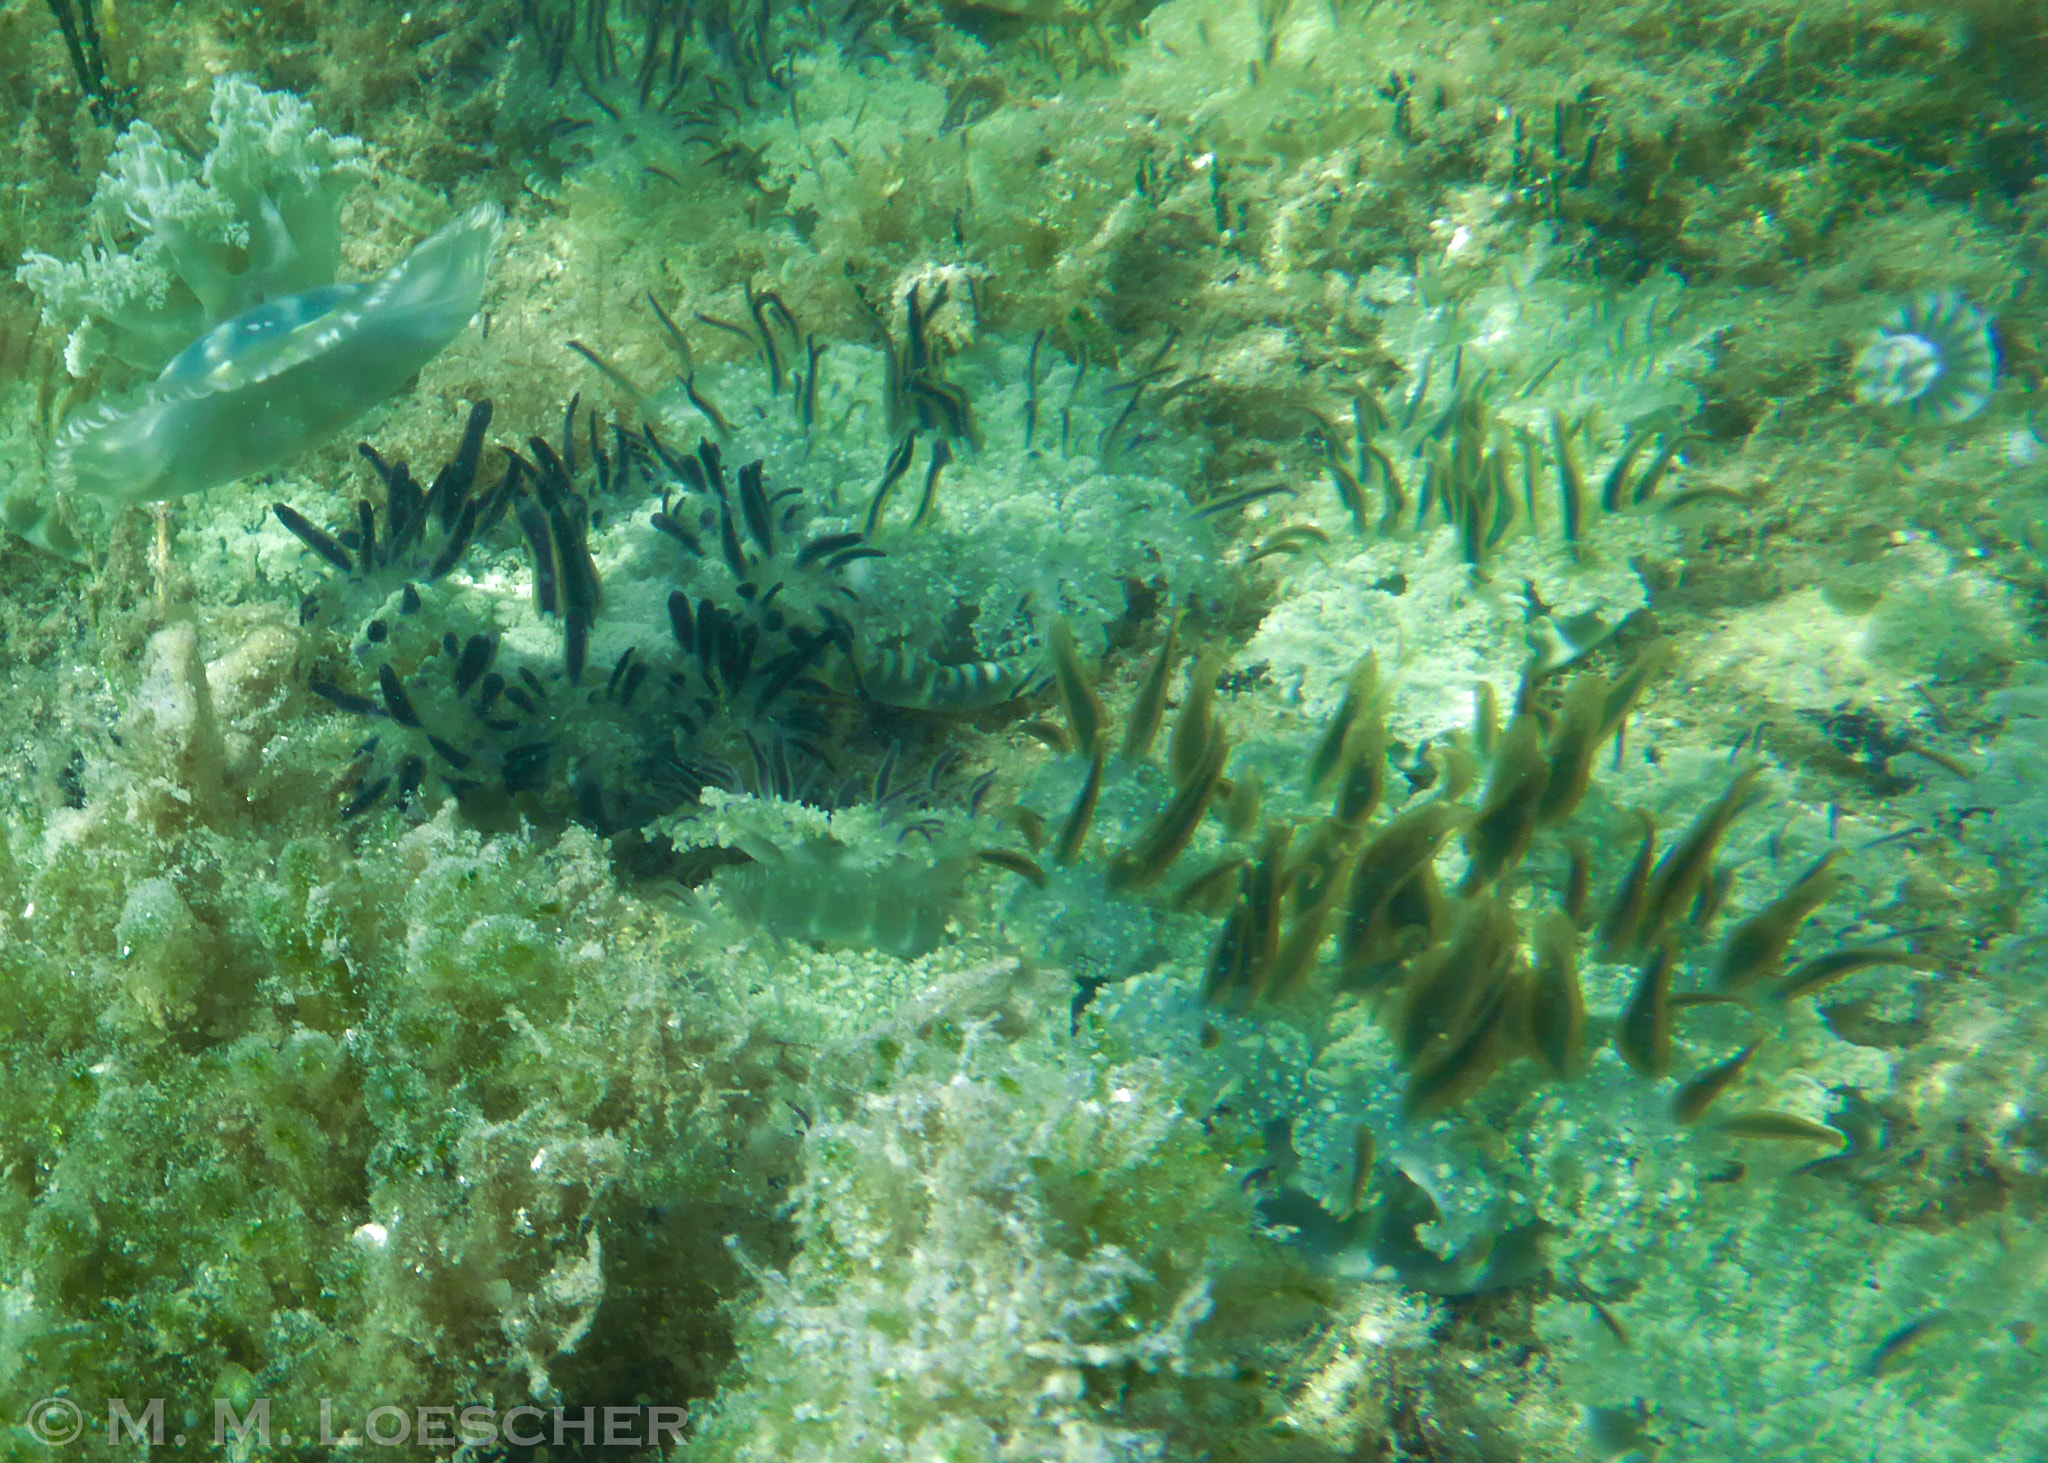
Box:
left=1264, top=836, right=1354, bottom=1000
left=1616, top=942, right=1675, bottom=1078
left=1341, top=802, right=1465, bottom=969
left=864, top=434, right=916, bottom=535
left=1714, top=851, right=1842, bottom=989
left=1639, top=766, right=1763, bottom=946
left=1587, top=1296, right=1631, bottom=1349
left=1563, top=839, right=1593, bottom=926
left=1596, top=641, right=1672, bottom=741
left=1403, top=979, right=1515, bottom=1117
left=1672, top=1043, right=1759, bottom=1125
left=1527, top=912, right=1586, bottom=1079
left=1332, top=718, right=1388, bottom=830
left=1233, top=824, right=1292, bottom=1004
left=1535, top=672, right=1609, bottom=827
left=1867, top=1314, right=1951, bottom=1378
left=1288, top=816, right=1354, bottom=911
left=1777, top=946, right=1939, bottom=1000
left=1171, top=651, right=1224, bottom=783
left=1462, top=713, right=1551, bottom=890
left=977, top=848, right=1048, bottom=888
left=1692, top=864, right=1737, bottom=931
left=1397, top=897, right=1518, bottom=1064
left=1551, top=410, right=1586, bottom=549
left=1008, top=805, right=1048, bottom=852
left=1223, top=770, right=1264, bottom=841
left=1174, top=856, right=1248, bottom=916
left=1109, top=734, right=1228, bottom=891
left=1670, top=992, right=1753, bottom=1012
left=1344, top=1125, right=1376, bottom=1219
left=1599, top=809, right=1657, bottom=953
left=1308, top=655, right=1379, bottom=795
left=1020, top=718, right=1071, bottom=754
left=1205, top=827, right=1288, bottom=1006
left=1712, top=1109, right=1846, bottom=1147
left=1202, top=898, right=1256, bottom=1007
left=1055, top=750, right=1106, bottom=865
left=1050, top=619, right=1109, bottom=756
left=1119, top=616, right=1180, bottom=763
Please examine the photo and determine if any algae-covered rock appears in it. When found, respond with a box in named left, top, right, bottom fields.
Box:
left=0, top=1, right=2044, bottom=1460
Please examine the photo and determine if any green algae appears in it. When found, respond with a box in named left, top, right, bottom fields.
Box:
left=0, top=1, right=2043, bottom=1460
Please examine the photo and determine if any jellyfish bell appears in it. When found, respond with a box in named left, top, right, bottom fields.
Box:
left=52, top=203, right=504, bottom=507
left=1851, top=289, right=1998, bottom=424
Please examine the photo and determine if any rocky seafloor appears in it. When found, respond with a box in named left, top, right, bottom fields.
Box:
left=0, top=1, right=2043, bottom=1459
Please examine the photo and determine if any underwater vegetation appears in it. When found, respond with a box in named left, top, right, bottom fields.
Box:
left=445, top=0, right=920, bottom=195
left=0, top=0, right=2045, bottom=1459
left=41, top=0, right=131, bottom=126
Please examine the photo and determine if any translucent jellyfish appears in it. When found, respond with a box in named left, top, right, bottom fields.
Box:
left=1851, top=289, right=1998, bottom=424
left=51, top=204, right=504, bottom=506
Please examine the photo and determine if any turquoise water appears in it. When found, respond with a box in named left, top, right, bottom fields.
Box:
left=0, top=2, right=2043, bottom=1459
